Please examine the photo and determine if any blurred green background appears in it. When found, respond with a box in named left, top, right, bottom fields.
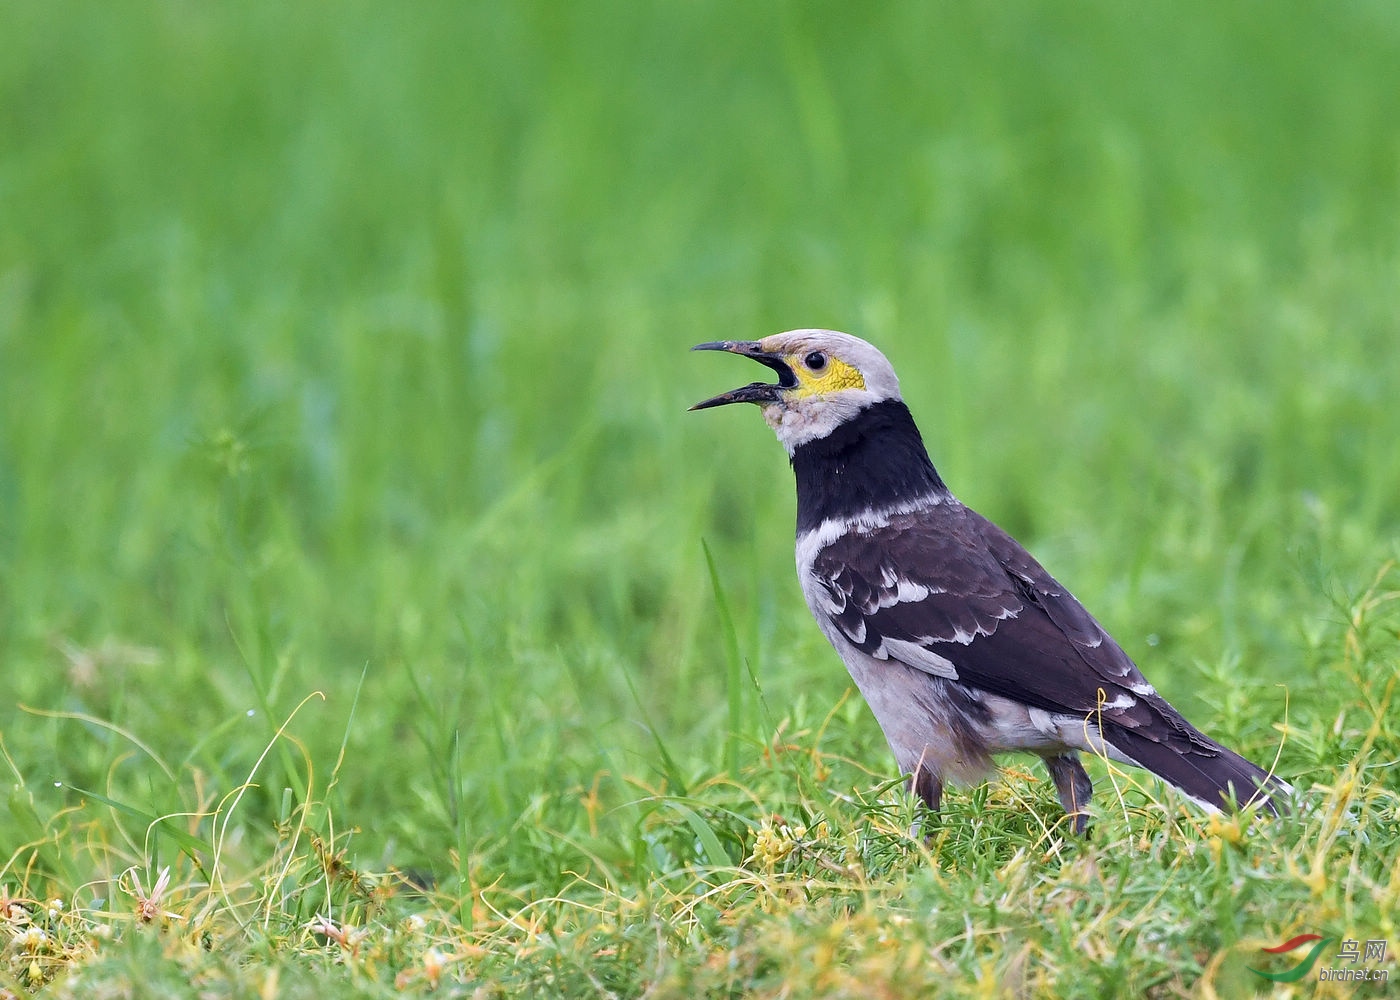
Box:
left=2, top=1, right=1398, bottom=870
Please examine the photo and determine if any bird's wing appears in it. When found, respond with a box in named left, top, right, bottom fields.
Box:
left=808, top=504, right=1206, bottom=744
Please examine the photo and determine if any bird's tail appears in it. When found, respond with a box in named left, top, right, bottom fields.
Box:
left=1104, top=724, right=1290, bottom=814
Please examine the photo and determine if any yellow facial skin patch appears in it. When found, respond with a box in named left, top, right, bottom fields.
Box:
left=787, top=355, right=866, bottom=398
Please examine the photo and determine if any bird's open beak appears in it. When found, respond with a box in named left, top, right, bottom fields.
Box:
left=689, top=341, right=797, bottom=410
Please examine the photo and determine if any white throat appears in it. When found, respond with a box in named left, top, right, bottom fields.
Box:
left=762, top=394, right=879, bottom=454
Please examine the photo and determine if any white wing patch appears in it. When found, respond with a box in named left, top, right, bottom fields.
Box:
left=795, top=495, right=950, bottom=572
left=877, top=637, right=959, bottom=679
left=949, top=625, right=979, bottom=644
left=894, top=579, right=930, bottom=603
left=929, top=603, right=1020, bottom=645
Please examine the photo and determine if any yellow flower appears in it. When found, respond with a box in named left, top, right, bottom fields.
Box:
left=749, top=824, right=796, bottom=868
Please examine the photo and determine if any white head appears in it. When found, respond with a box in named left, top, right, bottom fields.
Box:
left=691, top=329, right=904, bottom=452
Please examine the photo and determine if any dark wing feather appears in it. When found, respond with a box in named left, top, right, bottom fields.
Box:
left=810, top=504, right=1208, bottom=747
left=809, top=502, right=1287, bottom=812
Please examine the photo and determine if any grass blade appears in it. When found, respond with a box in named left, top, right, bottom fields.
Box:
left=702, top=539, right=745, bottom=781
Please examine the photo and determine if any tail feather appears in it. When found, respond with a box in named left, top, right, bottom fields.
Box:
left=1104, top=724, right=1289, bottom=814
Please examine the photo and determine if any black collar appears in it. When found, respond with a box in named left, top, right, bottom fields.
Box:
left=790, top=399, right=949, bottom=533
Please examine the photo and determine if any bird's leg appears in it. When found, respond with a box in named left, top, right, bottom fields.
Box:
left=907, top=761, right=943, bottom=840
left=1044, top=753, right=1093, bottom=835
left=911, top=761, right=943, bottom=810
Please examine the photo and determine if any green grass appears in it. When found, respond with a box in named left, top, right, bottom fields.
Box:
left=2, top=2, right=1399, bottom=996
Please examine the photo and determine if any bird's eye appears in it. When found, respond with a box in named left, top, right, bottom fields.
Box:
left=804, top=351, right=827, bottom=371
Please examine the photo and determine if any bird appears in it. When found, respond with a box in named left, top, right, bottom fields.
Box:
left=691, top=329, right=1288, bottom=832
